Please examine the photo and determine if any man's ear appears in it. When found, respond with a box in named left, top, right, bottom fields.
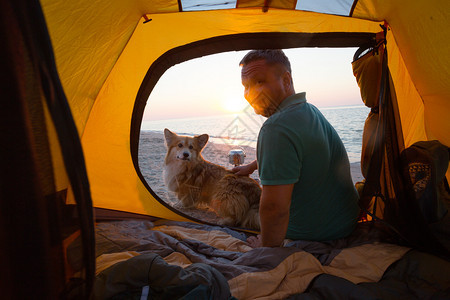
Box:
left=196, top=134, right=209, bottom=149
left=283, top=71, right=293, bottom=90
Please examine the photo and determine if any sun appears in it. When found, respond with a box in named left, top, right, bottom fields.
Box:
left=221, top=96, right=247, bottom=113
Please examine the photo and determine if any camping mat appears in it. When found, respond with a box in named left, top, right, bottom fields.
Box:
left=92, top=220, right=417, bottom=299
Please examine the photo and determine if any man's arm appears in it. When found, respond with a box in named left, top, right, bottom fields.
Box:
left=259, top=184, right=294, bottom=247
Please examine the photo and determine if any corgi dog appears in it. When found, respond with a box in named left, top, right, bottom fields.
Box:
left=163, top=128, right=261, bottom=229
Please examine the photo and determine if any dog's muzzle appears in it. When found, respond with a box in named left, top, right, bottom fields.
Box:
left=178, top=152, right=190, bottom=161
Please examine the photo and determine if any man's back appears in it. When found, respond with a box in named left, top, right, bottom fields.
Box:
left=257, top=93, right=359, bottom=241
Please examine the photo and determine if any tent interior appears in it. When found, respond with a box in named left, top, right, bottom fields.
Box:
left=1, top=0, right=449, bottom=299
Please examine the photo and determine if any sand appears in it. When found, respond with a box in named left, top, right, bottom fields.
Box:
left=138, top=131, right=364, bottom=223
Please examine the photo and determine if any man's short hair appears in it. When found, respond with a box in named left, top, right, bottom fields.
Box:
left=239, top=49, right=291, bottom=74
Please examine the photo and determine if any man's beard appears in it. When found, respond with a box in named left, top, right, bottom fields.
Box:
left=263, top=105, right=279, bottom=117
left=259, top=97, right=279, bottom=117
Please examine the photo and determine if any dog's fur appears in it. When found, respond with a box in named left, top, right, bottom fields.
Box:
left=163, top=128, right=261, bottom=229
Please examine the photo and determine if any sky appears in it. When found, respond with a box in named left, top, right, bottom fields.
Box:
left=144, top=48, right=363, bottom=121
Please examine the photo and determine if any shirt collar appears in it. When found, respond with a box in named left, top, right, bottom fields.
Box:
left=277, top=92, right=307, bottom=112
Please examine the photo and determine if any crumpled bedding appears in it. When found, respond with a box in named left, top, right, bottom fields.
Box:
left=93, top=219, right=449, bottom=299
left=95, top=252, right=233, bottom=300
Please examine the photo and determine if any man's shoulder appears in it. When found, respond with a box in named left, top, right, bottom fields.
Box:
left=264, top=102, right=312, bottom=130
left=260, top=120, right=284, bottom=137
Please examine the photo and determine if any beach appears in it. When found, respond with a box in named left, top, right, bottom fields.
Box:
left=138, top=131, right=364, bottom=223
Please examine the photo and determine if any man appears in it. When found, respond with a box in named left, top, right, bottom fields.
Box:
left=234, top=49, right=359, bottom=248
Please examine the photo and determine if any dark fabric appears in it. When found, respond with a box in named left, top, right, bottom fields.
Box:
left=360, top=250, right=450, bottom=299
left=0, top=0, right=59, bottom=294
left=352, top=38, right=447, bottom=259
left=383, top=140, right=450, bottom=259
left=288, top=250, right=450, bottom=300
left=356, top=44, right=387, bottom=216
left=1, top=0, right=68, bottom=298
left=401, top=140, right=449, bottom=224
left=288, top=274, right=378, bottom=300
left=0, top=0, right=95, bottom=297
left=360, top=110, right=379, bottom=179
left=95, top=253, right=234, bottom=300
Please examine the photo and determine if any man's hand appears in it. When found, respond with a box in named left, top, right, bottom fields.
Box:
left=231, top=160, right=257, bottom=176
left=247, top=234, right=263, bottom=248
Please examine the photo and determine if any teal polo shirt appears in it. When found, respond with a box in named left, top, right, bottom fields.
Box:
left=257, top=93, right=359, bottom=241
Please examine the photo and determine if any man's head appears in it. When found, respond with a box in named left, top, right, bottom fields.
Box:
left=240, top=50, right=295, bottom=117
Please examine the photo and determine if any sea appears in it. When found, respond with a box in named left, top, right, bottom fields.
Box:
left=141, top=105, right=370, bottom=163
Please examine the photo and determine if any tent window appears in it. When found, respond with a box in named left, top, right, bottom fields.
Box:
left=295, top=0, right=354, bottom=16
left=137, top=48, right=369, bottom=227
left=179, top=0, right=355, bottom=15
left=131, top=32, right=377, bottom=226
left=180, top=0, right=236, bottom=11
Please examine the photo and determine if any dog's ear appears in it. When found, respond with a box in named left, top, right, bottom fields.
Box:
left=196, top=134, right=209, bottom=149
left=164, top=128, right=176, bottom=145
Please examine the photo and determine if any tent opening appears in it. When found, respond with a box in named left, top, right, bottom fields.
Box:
left=136, top=48, right=370, bottom=227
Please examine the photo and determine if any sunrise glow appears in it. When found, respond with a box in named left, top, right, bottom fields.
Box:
left=221, top=95, right=247, bottom=113
left=143, top=49, right=363, bottom=121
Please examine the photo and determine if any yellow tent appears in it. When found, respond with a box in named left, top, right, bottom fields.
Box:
left=40, top=0, right=450, bottom=220
left=2, top=0, right=449, bottom=298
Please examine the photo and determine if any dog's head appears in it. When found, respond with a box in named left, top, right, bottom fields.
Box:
left=164, top=128, right=209, bottom=162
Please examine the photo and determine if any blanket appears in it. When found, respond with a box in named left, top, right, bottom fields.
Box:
left=92, top=219, right=439, bottom=299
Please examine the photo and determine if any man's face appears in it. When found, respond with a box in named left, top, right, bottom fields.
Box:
left=241, top=59, right=290, bottom=117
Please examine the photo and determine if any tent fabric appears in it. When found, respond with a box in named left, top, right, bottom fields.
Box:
left=352, top=41, right=384, bottom=108
left=3, top=0, right=450, bottom=297
left=39, top=0, right=450, bottom=221
left=80, top=9, right=382, bottom=219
